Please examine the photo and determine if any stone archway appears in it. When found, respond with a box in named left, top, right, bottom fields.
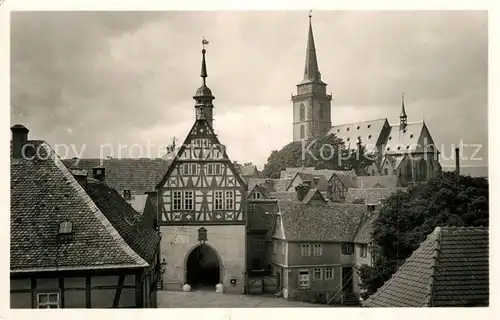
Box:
left=183, top=243, right=223, bottom=290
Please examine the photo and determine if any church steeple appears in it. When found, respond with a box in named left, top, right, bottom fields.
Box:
left=400, top=92, right=408, bottom=129
left=302, top=11, right=323, bottom=84
left=193, top=37, right=215, bottom=128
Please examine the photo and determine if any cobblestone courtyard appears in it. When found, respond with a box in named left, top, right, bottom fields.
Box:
left=158, top=290, right=321, bottom=308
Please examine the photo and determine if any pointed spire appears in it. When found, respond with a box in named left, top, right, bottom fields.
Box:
left=303, top=10, right=321, bottom=83
left=400, top=92, right=408, bottom=129
left=193, top=37, right=215, bottom=128
left=201, top=37, right=209, bottom=85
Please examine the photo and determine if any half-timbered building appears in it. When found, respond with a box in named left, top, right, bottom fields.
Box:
left=154, top=42, right=248, bottom=293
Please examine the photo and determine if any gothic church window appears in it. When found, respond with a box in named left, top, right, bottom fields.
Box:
left=299, top=104, right=305, bottom=121
left=300, top=125, right=305, bottom=139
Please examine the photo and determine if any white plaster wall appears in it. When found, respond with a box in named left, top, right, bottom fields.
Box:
left=160, top=225, right=246, bottom=291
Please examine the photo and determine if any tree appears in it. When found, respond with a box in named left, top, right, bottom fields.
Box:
left=359, top=172, right=489, bottom=295
left=261, top=134, right=375, bottom=178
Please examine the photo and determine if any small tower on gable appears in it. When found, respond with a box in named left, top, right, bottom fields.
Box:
left=400, top=92, right=408, bottom=130
left=193, top=37, right=215, bottom=128
left=292, top=11, right=332, bottom=141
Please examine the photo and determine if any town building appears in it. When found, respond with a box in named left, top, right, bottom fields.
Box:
left=291, top=15, right=442, bottom=185
left=148, top=42, right=248, bottom=293
left=10, top=125, right=161, bottom=308
left=363, top=226, right=489, bottom=307
left=267, top=183, right=375, bottom=305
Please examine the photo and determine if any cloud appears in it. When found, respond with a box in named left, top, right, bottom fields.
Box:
left=10, top=11, right=488, bottom=169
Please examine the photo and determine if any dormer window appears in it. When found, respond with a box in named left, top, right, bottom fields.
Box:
left=346, top=127, right=350, bottom=131
left=357, top=126, right=360, bottom=130
left=368, top=135, right=372, bottom=139
left=58, top=221, right=73, bottom=234
left=123, top=190, right=132, bottom=200
left=367, top=124, right=371, bottom=128
left=410, top=134, right=414, bottom=138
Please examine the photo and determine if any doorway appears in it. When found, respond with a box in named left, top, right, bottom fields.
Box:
left=186, top=244, right=221, bottom=290
left=342, top=267, right=354, bottom=293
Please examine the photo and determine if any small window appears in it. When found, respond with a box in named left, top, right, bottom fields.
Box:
left=172, top=191, right=182, bottom=210
left=356, top=126, right=360, bottom=130
left=206, top=163, right=213, bottom=175
left=184, top=191, right=193, bottom=210
left=386, top=147, right=390, bottom=151
left=301, top=243, right=311, bottom=256
left=123, top=190, right=132, bottom=201
left=406, top=145, right=410, bottom=149
left=337, top=129, right=340, bottom=133
left=299, top=270, right=310, bottom=289
left=388, top=136, right=392, bottom=140
left=403, top=129, right=407, bottom=134
left=183, top=163, right=190, bottom=175
left=341, top=243, right=354, bottom=255
left=251, top=236, right=260, bottom=245
left=313, top=243, right=322, bottom=256
left=384, top=168, right=389, bottom=175
left=368, top=134, right=372, bottom=139
left=410, top=134, right=414, bottom=138
left=195, top=139, right=202, bottom=147
left=37, top=293, right=59, bottom=308
left=397, top=146, right=401, bottom=150
left=282, top=242, right=286, bottom=256
left=58, top=221, right=73, bottom=235
left=325, top=267, right=334, bottom=280
left=191, top=163, right=198, bottom=176
left=214, top=163, right=222, bottom=175
left=346, top=127, right=350, bottom=131
left=214, top=191, right=223, bottom=210
left=371, top=169, right=376, bottom=176
left=360, top=244, right=368, bottom=258
left=313, top=268, right=322, bottom=280
left=347, top=138, right=350, bottom=142
left=225, top=190, right=234, bottom=210
left=273, top=241, right=277, bottom=254
left=367, top=124, right=371, bottom=128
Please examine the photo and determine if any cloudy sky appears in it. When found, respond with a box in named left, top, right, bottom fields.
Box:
left=10, top=11, right=488, bottom=169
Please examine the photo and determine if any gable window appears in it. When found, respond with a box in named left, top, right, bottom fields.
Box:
left=183, top=163, right=191, bottom=175
left=214, top=163, right=222, bottom=175
left=214, top=191, right=223, bottom=210
left=384, top=168, right=389, bottom=176
left=341, top=243, right=354, bottom=255
left=58, top=221, right=73, bottom=235
left=37, top=293, right=59, bottom=308
left=313, top=268, right=322, bottom=280
left=301, top=243, right=311, bottom=256
left=225, top=190, right=234, bottom=210
left=360, top=244, right=368, bottom=258
left=371, top=169, right=376, bottom=176
left=367, top=205, right=376, bottom=212
left=191, top=163, right=198, bottom=176
left=325, top=267, right=334, bottom=280
left=313, top=243, right=322, bottom=256
left=194, top=139, right=202, bottom=148
left=206, top=163, right=213, bottom=175
left=299, top=270, right=310, bottom=289
left=172, top=191, right=182, bottom=210
left=184, top=191, right=193, bottom=210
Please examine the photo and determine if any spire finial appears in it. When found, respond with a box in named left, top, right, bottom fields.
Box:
left=200, top=37, right=209, bottom=85
left=400, top=92, right=408, bottom=129
left=309, top=10, right=312, bottom=20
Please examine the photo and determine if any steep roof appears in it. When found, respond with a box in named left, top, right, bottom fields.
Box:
left=328, top=118, right=389, bottom=153
left=240, top=164, right=259, bottom=177
left=333, top=172, right=358, bottom=188
left=356, top=175, right=400, bottom=188
left=345, top=187, right=407, bottom=205
left=363, top=226, right=489, bottom=307
left=277, top=200, right=366, bottom=242
left=62, top=158, right=171, bottom=195
left=11, top=141, right=149, bottom=273
left=353, top=212, right=379, bottom=244
left=281, top=167, right=355, bottom=181
left=286, top=172, right=329, bottom=192
left=383, top=121, right=424, bottom=154
left=86, top=179, right=161, bottom=265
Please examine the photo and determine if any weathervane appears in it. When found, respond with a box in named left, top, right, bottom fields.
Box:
left=309, top=10, right=312, bottom=19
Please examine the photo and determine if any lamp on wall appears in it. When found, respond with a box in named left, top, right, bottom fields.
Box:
left=197, top=227, right=207, bottom=245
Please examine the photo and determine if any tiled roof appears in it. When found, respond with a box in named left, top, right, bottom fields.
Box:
left=328, top=118, right=389, bottom=153
left=383, top=122, right=424, bottom=154
left=353, top=212, right=379, bottom=244
left=286, top=172, right=329, bottom=192
left=277, top=199, right=366, bottom=242
left=62, top=158, right=171, bottom=195
left=240, top=164, right=259, bottom=177
left=301, top=188, right=326, bottom=204
left=281, top=167, right=355, bottom=181
left=363, top=226, right=489, bottom=307
left=126, top=194, right=149, bottom=213
left=356, top=175, right=399, bottom=188
left=11, top=141, right=149, bottom=273
left=333, top=173, right=358, bottom=188
left=86, top=179, right=161, bottom=265
left=345, top=187, right=407, bottom=205
left=248, top=199, right=279, bottom=231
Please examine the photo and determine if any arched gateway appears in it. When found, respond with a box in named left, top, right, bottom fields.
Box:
left=184, top=244, right=223, bottom=289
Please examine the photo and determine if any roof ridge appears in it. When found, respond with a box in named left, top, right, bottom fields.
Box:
left=424, top=227, right=442, bottom=307
left=47, top=142, right=149, bottom=268
left=332, top=118, right=388, bottom=127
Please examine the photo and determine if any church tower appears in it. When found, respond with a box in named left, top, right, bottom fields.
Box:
left=292, top=12, right=332, bottom=141
left=193, top=38, right=215, bottom=128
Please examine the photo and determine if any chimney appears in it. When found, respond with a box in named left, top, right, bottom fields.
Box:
left=71, top=169, right=88, bottom=190
left=303, top=180, right=312, bottom=188
left=92, top=167, right=105, bottom=182
left=123, top=190, right=132, bottom=201
left=11, top=124, right=29, bottom=159
left=455, top=147, right=460, bottom=176
left=295, top=183, right=311, bottom=202
left=313, top=176, right=320, bottom=188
